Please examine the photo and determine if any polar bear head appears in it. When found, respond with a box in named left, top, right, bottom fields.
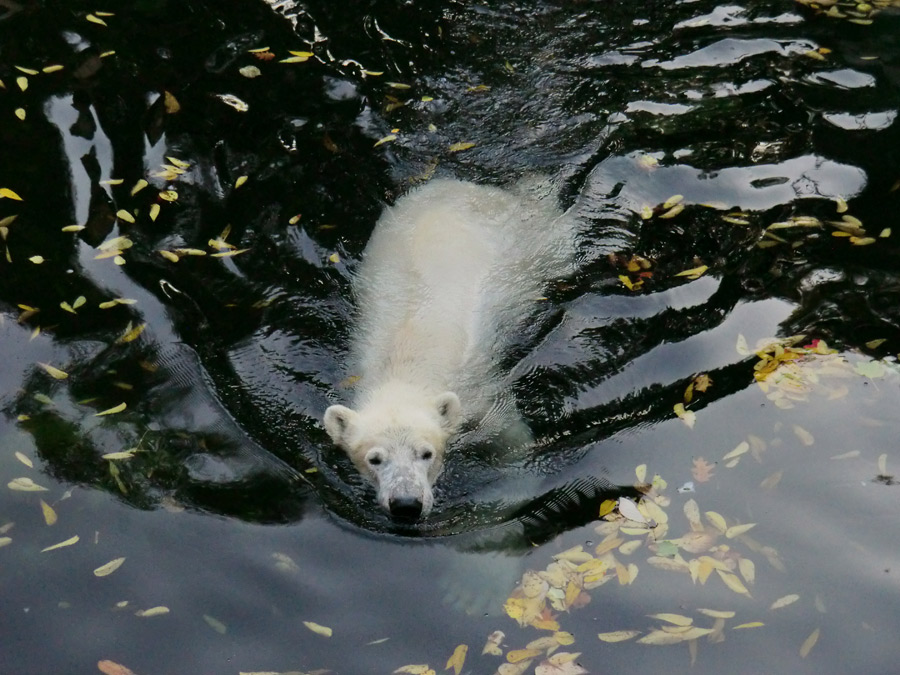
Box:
left=323, top=390, right=462, bottom=521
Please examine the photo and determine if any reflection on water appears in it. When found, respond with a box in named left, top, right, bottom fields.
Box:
left=1, top=0, right=899, bottom=673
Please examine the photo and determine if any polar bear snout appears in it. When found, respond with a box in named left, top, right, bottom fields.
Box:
left=389, top=495, right=424, bottom=521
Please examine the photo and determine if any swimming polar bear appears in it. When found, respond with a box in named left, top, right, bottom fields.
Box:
left=323, top=178, right=575, bottom=520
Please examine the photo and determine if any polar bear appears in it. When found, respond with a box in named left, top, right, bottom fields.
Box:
left=323, top=178, right=575, bottom=520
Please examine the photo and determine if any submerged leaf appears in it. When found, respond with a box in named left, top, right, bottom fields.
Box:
left=303, top=620, right=332, bottom=637
left=41, top=534, right=79, bottom=552
left=94, top=557, right=126, bottom=577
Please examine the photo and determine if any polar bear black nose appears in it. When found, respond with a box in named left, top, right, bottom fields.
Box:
left=389, top=496, right=423, bottom=521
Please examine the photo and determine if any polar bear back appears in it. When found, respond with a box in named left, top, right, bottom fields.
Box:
left=350, top=178, right=574, bottom=420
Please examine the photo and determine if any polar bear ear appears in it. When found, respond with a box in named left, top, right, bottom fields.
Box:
left=323, top=405, right=360, bottom=447
left=434, top=392, right=461, bottom=433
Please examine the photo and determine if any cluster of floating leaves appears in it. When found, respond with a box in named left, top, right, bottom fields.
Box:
left=480, top=457, right=828, bottom=673
left=794, top=0, right=899, bottom=25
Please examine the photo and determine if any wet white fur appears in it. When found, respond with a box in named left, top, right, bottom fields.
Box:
left=323, top=178, right=575, bottom=517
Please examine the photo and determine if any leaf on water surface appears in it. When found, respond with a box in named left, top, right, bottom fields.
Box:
left=448, top=142, right=476, bottom=152
left=395, top=666, right=434, bottom=674
left=482, top=630, right=504, bottom=656
left=374, top=134, right=398, bottom=147
left=877, top=453, right=888, bottom=475
left=239, top=66, right=262, bottom=78
left=303, top=620, right=332, bottom=637
left=691, top=457, right=715, bottom=483
left=674, top=265, right=707, bottom=279
left=697, top=609, right=735, bottom=619
left=0, top=187, right=23, bottom=200
left=726, top=523, right=756, bottom=539
left=770, top=594, right=800, bottom=611
left=235, top=175, right=248, bottom=189
left=40, top=500, right=57, bottom=525
left=507, top=648, right=542, bottom=663
left=659, top=203, right=684, bottom=219
left=117, top=323, right=146, bottom=343
left=738, top=558, right=755, bottom=584
left=799, top=628, right=820, bottom=658
left=135, top=606, right=170, bottom=617
left=38, top=362, right=69, bottom=379
left=598, top=498, right=616, bottom=518
left=15, top=452, right=33, bottom=468
left=94, top=403, right=126, bottom=416
left=673, top=403, right=695, bottom=428
left=203, top=614, right=228, bottom=634
left=41, top=534, right=79, bottom=552
left=722, top=441, right=749, bottom=462
left=705, top=511, right=727, bottom=533
left=855, top=360, right=885, bottom=378
left=717, top=570, right=750, bottom=597
left=648, top=613, right=693, bottom=626
left=792, top=425, right=815, bottom=446
left=163, top=91, right=180, bottom=113
left=445, top=644, right=467, bottom=675
left=97, top=660, right=137, bottom=675
left=9, top=477, right=48, bottom=492
left=598, top=630, right=640, bottom=643
left=211, top=248, right=250, bottom=258
left=535, top=652, right=587, bottom=675
left=617, top=496, right=653, bottom=526
left=29, top=255, right=45, bottom=264
left=733, top=622, right=765, bottom=629
left=86, top=13, right=108, bottom=26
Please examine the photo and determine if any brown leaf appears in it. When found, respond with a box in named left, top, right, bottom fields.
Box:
left=691, top=457, right=715, bottom=483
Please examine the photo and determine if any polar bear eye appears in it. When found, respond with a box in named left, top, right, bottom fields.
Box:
left=419, top=448, right=433, bottom=461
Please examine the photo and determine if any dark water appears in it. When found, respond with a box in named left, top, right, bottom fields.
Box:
left=1, top=0, right=899, bottom=673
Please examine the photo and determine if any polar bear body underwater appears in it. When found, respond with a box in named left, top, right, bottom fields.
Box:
left=323, top=178, right=575, bottom=520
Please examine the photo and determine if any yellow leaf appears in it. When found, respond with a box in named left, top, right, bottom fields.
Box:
left=102, top=450, right=137, bottom=460
left=0, top=187, right=23, bottom=200
left=445, top=644, right=467, bottom=675
left=726, top=523, right=756, bottom=539
left=553, top=631, right=575, bottom=646
left=303, top=620, right=332, bottom=637
left=739, top=557, right=755, bottom=585
left=663, top=194, right=684, bottom=209
left=15, top=66, right=39, bottom=74
left=598, top=499, right=616, bottom=518
left=38, top=363, right=69, bottom=380
left=117, top=323, right=146, bottom=343
left=16, top=76, right=27, bottom=91
left=62, top=224, right=85, bottom=232
left=507, top=649, right=542, bottom=663
left=696, top=609, right=735, bottom=619
left=659, top=203, right=684, bottom=219
left=482, top=630, right=504, bottom=656
left=149, top=204, right=161, bottom=221
left=135, top=606, right=170, bottom=617
left=799, top=628, right=820, bottom=658
left=15, top=452, right=33, bottom=468
left=15, top=108, right=26, bottom=121
left=770, top=594, right=800, bottom=610
left=705, top=511, right=727, bottom=533
left=674, top=265, right=708, bottom=279
left=95, top=402, right=127, bottom=416
left=94, top=557, right=126, bottom=577
left=86, top=13, right=108, bottom=26
left=722, top=441, right=749, bottom=461
left=387, top=82, right=411, bottom=89
left=733, top=622, right=765, bottom=629
left=598, top=630, right=640, bottom=642
left=159, top=249, right=179, bottom=262
left=793, top=425, right=814, bottom=446
left=41, top=534, right=79, bottom=552
left=637, top=629, right=688, bottom=645
left=635, top=463, right=647, bottom=483
left=648, top=613, right=693, bottom=626
left=717, top=570, right=750, bottom=596
left=280, top=55, right=310, bottom=63
left=9, top=477, right=49, bottom=492
left=394, top=666, right=432, bottom=674
left=97, top=660, right=137, bottom=675
left=43, top=65, right=65, bottom=73
left=116, top=210, right=136, bottom=223
left=235, top=175, right=248, bottom=189
left=449, top=142, right=476, bottom=152
left=159, top=190, right=178, bottom=201
left=40, top=500, right=58, bottom=525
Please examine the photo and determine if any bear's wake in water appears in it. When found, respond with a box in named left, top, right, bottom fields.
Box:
left=323, top=178, right=575, bottom=520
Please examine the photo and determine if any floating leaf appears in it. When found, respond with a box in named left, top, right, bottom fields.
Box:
left=42, top=534, right=79, bottom=552
left=722, top=441, right=749, bottom=462
left=445, top=644, right=467, bottom=675
left=394, top=666, right=434, bottom=675
left=15, top=108, right=26, bottom=121
left=94, top=557, right=126, bottom=577
left=697, top=609, right=735, bottom=619
left=374, top=134, right=398, bottom=147
left=799, top=628, right=820, bottom=658
left=239, top=65, right=261, bottom=78
left=733, top=622, right=765, bottom=629
left=649, top=613, right=693, bottom=626
left=135, top=606, right=169, bottom=617
left=95, top=402, right=127, bottom=416
left=62, top=224, right=85, bottom=232
left=97, top=660, right=137, bottom=675
left=449, top=142, right=476, bottom=152
left=691, top=457, right=715, bottom=482
left=598, top=630, right=640, bottom=643
left=675, top=265, right=707, bottom=279
left=303, top=620, right=332, bottom=637
left=117, top=323, right=146, bottom=343
left=726, top=523, right=756, bottom=539
left=482, top=630, right=505, bottom=655
left=770, top=594, right=800, bottom=610
left=0, top=187, right=24, bottom=200
left=15, top=452, right=33, bottom=468
left=102, top=450, right=137, bottom=460
left=9, top=477, right=48, bottom=492
left=86, top=13, right=107, bottom=26
left=507, top=649, right=543, bottom=663
left=38, top=363, right=69, bottom=380
left=792, top=425, right=814, bottom=446
left=203, top=614, right=227, bottom=634
left=163, top=91, right=180, bottom=113
left=235, top=175, right=248, bottom=189
left=705, top=511, right=727, bottom=533
left=40, top=500, right=57, bottom=525
left=116, top=210, right=135, bottom=223
left=717, top=570, right=750, bottom=596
